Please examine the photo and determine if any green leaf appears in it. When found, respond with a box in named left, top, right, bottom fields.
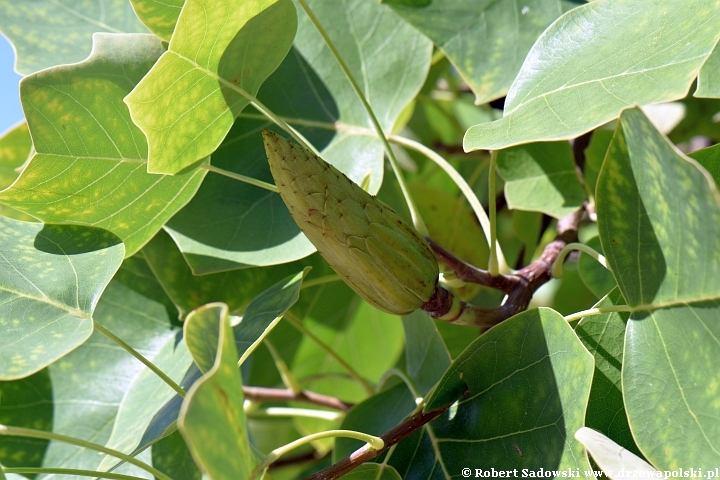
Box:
left=42, top=276, right=180, bottom=475
left=0, top=220, right=124, bottom=380
left=383, top=0, right=570, bottom=105
left=496, top=141, right=585, bottom=218
left=141, top=229, right=324, bottom=317
left=234, top=269, right=306, bottom=360
left=464, top=0, right=720, bottom=151
left=165, top=0, right=434, bottom=271
left=293, top=0, right=431, bottom=192
left=597, top=108, right=720, bottom=470
left=341, top=463, right=402, bottom=480
left=425, top=308, right=593, bottom=472
left=125, top=0, right=297, bottom=174
left=697, top=42, right=720, bottom=98
left=583, top=130, right=614, bottom=198
left=0, top=34, right=207, bottom=256
left=402, top=310, right=451, bottom=396
left=0, top=122, right=34, bottom=222
left=185, top=303, right=226, bottom=374
left=130, top=0, right=184, bottom=41
left=289, top=282, right=405, bottom=403
left=597, top=108, right=720, bottom=307
left=0, top=0, right=148, bottom=74
left=334, top=383, right=415, bottom=462
left=0, top=370, right=52, bottom=469
left=689, top=143, right=720, bottom=187
left=151, top=429, right=202, bottom=480
left=577, top=236, right=616, bottom=299
left=574, top=289, right=639, bottom=456
left=96, top=330, right=193, bottom=473
left=178, top=302, right=253, bottom=479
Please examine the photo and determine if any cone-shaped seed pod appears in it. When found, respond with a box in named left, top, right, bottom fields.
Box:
left=263, top=130, right=439, bottom=315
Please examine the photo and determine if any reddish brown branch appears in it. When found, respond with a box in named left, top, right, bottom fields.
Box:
left=423, top=205, right=585, bottom=329
left=304, top=403, right=455, bottom=480
left=243, top=386, right=353, bottom=412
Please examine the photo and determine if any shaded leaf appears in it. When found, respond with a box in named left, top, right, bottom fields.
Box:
left=574, top=289, right=639, bottom=456
left=234, top=269, right=306, bottom=360
left=402, top=310, right=451, bottom=396
left=597, top=108, right=720, bottom=470
left=0, top=370, right=52, bottom=469
left=42, top=277, right=179, bottom=475
left=689, top=143, right=720, bottom=187
left=464, top=0, right=720, bottom=151
left=334, top=383, right=415, bottom=462
left=425, top=308, right=593, bottom=472
left=185, top=304, right=226, bottom=374
left=178, top=301, right=253, bottom=479
left=583, top=129, right=614, bottom=198
left=496, top=141, right=585, bottom=218
left=384, top=0, right=569, bottom=105
left=577, top=236, right=616, bottom=299
left=341, top=463, right=402, bottom=480
left=125, top=0, right=297, bottom=174
left=142, top=229, right=324, bottom=317
left=0, top=220, right=123, bottom=380
left=288, top=282, right=404, bottom=403
left=0, top=122, right=34, bottom=221
left=151, top=424, right=202, bottom=480
left=0, top=0, right=147, bottom=74
left=0, top=33, right=207, bottom=256
left=130, top=0, right=184, bottom=41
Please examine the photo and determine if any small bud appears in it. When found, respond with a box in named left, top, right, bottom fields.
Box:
left=262, top=130, right=438, bottom=315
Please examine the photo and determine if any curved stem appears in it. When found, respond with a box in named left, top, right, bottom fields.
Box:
left=199, top=164, right=278, bottom=193
left=377, top=368, right=421, bottom=400
left=284, top=311, right=375, bottom=396
left=0, top=425, right=171, bottom=480
left=488, top=150, right=499, bottom=276
left=93, top=322, right=185, bottom=398
left=294, top=0, right=427, bottom=235
left=2, top=467, right=143, bottom=480
left=563, top=305, right=633, bottom=323
left=389, top=134, right=507, bottom=272
left=300, top=274, right=341, bottom=290
left=253, top=430, right=384, bottom=478
left=245, top=407, right=342, bottom=421
left=552, top=242, right=608, bottom=278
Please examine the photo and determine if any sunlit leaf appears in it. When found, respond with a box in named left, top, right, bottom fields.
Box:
left=164, top=0, right=433, bottom=271
left=597, top=108, right=720, bottom=470
left=689, top=143, right=720, bottom=187
left=0, top=122, right=34, bottom=221
left=125, top=0, right=297, bottom=174
left=575, top=428, right=660, bottom=479
left=130, top=0, right=184, bottom=41
left=0, top=220, right=123, bottom=380
left=0, top=34, right=207, bottom=256
left=0, top=0, right=147, bottom=74
left=464, top=0, right=720, bottom=151
left=697, top=43, right=720, bottom=98
left=41, top=275, right=180, bottom=475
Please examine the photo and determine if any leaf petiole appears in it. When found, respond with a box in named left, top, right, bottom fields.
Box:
left=251, top=429, right=384, bottom=479
left=552, top=242, right=608, bottom=279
